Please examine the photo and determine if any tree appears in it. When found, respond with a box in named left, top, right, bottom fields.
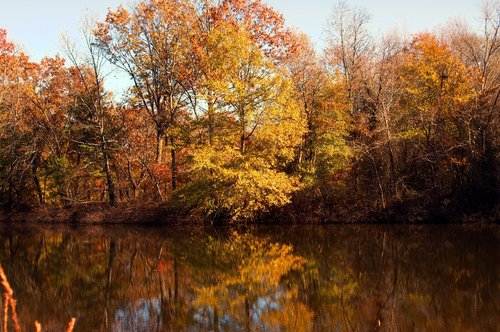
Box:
left=63, top=22, right=119, bottom=207
left=444, top=1, right=500, bottom=208
left=23, top=56, right=71, bottom=204
left=361, top=30, right=407, bottom=202
left=324, top=1, right=372, bottom=104
left=177, top=24, right=305, bottom=220
left=0, top=29, right=42, bottom=208
left=211, top=0, right=293, bottom=63
left=95, top=0, right=198, bottom=191
left=447, top=1, right=500, bottom=91
left=286, top=33, right=352, bottom=183
left=398, top=33, right=476, bottom=193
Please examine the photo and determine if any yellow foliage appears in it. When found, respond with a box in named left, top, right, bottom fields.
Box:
left=401, top=33, right=477, bottom=116
left=188, top=145, right=302, bottom=220
left=181, top=23, right=306, bottom=220
left=194, top=232, right=307, bottom=328
left=260, top=298, right=314, bottom=332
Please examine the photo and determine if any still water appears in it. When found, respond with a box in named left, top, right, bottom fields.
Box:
left=0, top=224, right=497, bottom=331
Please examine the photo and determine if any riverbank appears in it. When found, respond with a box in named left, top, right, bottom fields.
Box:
left=0, top=204, right=176, bottom=225
left=0, top=199, right=498, bottom=224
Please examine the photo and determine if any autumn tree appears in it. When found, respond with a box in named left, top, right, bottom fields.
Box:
left=355, top=31, right=408, bottom=206
left=371, top=32, right=407, bottom=196
left=444, top=1, right=500, bottom=209
left=398, top=33, right=477, bottom=194
left=23, top=56, right=72, bottom=204
left=324, top=1, right=372, bottom=106
left=95, top=0, right=199, bottom=192
left=447, top=1, right=500, bottom=91
left=289, top=34, right=352, bottom=170
left=177, top=24, right=305, bottom=220
left=0, top=28, right=28, bottom=208
left=0, top=29, right=51, bottom=207
left=112, top=105, right=157, bottom=201
left=323, top=1, right=379, bottom=207
left=63, top=22, right=119, bottom=206
left=210, top=0, right=293, bottom=63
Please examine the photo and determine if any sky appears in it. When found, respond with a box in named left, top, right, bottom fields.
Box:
left=0, top=0, right=483, bottom=61
left=0, top=0, right=483, bottom=95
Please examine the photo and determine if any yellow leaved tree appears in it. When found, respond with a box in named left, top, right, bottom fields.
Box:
left=398, top=33, right=478, bottom=192
left=178, top=23, right=306, bottom=220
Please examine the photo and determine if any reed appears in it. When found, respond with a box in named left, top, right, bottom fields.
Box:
left=33, top=317, right=76, bottom=332
left=3, top=295, right=8, bottom=332
left=65, top=317, right=76, bottom=332
left=0, top=264, right=20, bottom=332
left=0, top=263, right=76, bottom=332
left=0, top=266, right=13, bottom=297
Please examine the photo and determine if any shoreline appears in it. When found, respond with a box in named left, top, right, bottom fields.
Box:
left=0, top=202, right=497, bottom=225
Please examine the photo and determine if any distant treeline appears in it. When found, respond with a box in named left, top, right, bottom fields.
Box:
left=0, top=0, right=498, bottom=222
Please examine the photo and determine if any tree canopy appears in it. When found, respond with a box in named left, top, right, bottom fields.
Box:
left=0, top=0, right=499, bottom=222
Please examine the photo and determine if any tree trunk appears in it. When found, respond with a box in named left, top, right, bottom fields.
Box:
left=383, top=112, right=397, bottom=196
left=240, top=110, right=246, bottom=154
left=213, top=307, right=219, bottom=332
left=240, top=133, right=246, bottom=154
left=170, top=134, right=176, bottom=191
left=101, top=140, right=116, bottom=207
left=32, top=154, right=44, bottom=204
left=156, top=128, right=164, bottom=164
left=6, top=180, right=13, bottom=210
left=208, top=99, right=214, bottom=145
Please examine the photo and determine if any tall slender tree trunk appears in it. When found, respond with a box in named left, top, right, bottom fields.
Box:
left=208, top=99, right=215, bottom=145
left=156, top=129, right=164, bottom=164
left=369, top=152, right=386, bottom=209
left=170, top=134, right=176, bottom=191
left=101, top=139, right=116, bottom=207
left=32, top=154, right=44, bottom=204
left=240, top=133, right=246, bottom=154
left=7, top=180, right=13, bottom=210
left=240, top=110, right=246, bottom=154
left=383, top=112, right=397, bottom=195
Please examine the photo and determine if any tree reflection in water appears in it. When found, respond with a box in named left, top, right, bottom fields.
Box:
left=192, top=232, right=310, bottom=331
left=0, top=225, right=497, bottom=331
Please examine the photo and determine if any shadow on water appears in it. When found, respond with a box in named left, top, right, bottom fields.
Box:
left=0, top=224, right=497, bottom=331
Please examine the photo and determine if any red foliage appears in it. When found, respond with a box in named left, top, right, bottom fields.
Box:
left=0, top=28, right=15, bottom=54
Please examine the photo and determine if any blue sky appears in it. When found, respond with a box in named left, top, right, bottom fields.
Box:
left=0, top=0, right=482, bottom=97
left=0, top=0, right=482, bottom=60
left=267, top=0, right=481, bottom=47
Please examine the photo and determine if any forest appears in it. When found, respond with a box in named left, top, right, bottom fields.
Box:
left=0, top=0, right=499, bottom=223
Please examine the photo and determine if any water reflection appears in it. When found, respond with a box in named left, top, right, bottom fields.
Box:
left=0, top=225, right=497, bottom=331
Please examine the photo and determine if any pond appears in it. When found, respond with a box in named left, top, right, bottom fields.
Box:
left=0, top=224, right=498, bottom=331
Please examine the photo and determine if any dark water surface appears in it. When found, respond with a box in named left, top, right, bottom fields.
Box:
left=0, top=224, right=497, bottom=331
